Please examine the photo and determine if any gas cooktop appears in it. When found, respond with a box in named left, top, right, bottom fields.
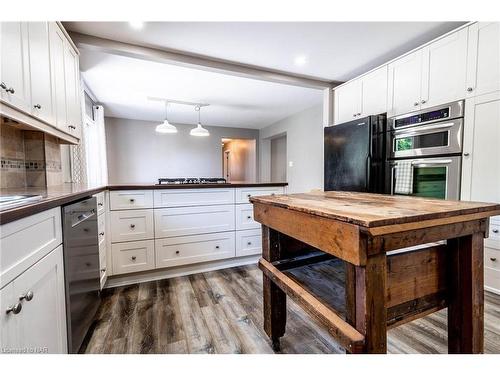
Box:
left=157, top=178, right=227, bottom=185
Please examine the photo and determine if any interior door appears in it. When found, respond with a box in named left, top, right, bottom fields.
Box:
left=387, top=49, right=423, bottom=116
left=334, top=79, right=362, bottom=124
left=0, top=22, right=31, bottom=111
left=466, top=22, right=500, bottom=98
left=421, top=28, right=468, bottom=108
left=13, top=246, right=67, bottom=353
left=28, top=22, right=54, bottom=124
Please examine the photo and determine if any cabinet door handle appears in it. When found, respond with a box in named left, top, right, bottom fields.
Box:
left=33, top=104, right=42, bottom=109
left=6, top=303, right=22, bottom=315
left=68, top=125, right=76, bottom=130
left=247, top=215, right=252, bottom=219
left=490, top=257, right=497, bottom=262
left=6, top=87, right=15, bottom=94
left=463, top=152, right=470, bottom=157
left=131, top=256, right=136, bottom=261
left=247, top=242, right=252, bottom=246
left=467, top=87, right=474, bottom=92
left=0, top=82, right=7, bottom=90
left=19, top=291, right=34, bottom=302
left=130, top=224, right=135, bottom=229
left=414, top=102, right=419, bottom=106
left=247, top=194, right=251, bottom=198
left=100, top=268, right=106, bottom=272
left=99, top=232, right=105, bottom=236
left=421, top=100, right=426, bottom=104
left=492, top=229, right=499, bottom=234
left=175, top=250, right=180, bottom=254
left=357, top=112, right=361, bottom=116
left=129, top=198, right=135, bottom=203
left=98, top=203, right=103, bottom=207
left=215, top=245, right=220, bottom=249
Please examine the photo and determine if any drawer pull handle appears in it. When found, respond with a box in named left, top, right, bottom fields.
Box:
left=99, top=232, right=105, bottom=236
left=98, top=203, right=103, bottom=206
left=175, top=250, right=180, bottom=254
left=6, top=303, right=22, bottom=315
left=129, top=198, right=135, bottom=203
left=6, top=87, right=15, bottom=94
left=131, top=256, right=136, bottom=261
left=130, top=224, right=135, bottom=229
left=68, top=125, right=76, bottom=130
left=215, top=245, right=220, bottom=249
left=247, top=194, right=251, bottom=198
left=101, top=268, right=106, bottom=272
left=491, top=257, right=497, bottom=262
left=493, top=229, right=499, bottom=234
left=19, top=291, right=34, bottom=302
left=247, top=242, right=252, bottom=246
left=34, top=104, right=42, bottom=109
left=247, top=216, right=252, bottom=219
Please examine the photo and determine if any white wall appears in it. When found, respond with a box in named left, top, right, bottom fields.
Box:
left=105, top=117, right=259, bottom=184
left=260, top=104, right=323, bottom=193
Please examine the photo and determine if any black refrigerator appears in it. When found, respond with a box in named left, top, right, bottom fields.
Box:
left=324, top=114, right=387, bottom=193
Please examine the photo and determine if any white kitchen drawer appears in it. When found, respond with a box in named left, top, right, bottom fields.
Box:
left=485, top=247, right=500, bottom=271
left=489, top=222, right=500, bottom=241
left=112, top=240, right=155, bottom=275
left=235, top=186, right=284, bottom=204
left=94, top=191, right=106, bottom=215
left=154, top=204, right=235, bottom=238
left=97, top=212, right=106, bottom=249
left=485, top=267, right=500, bottom=294
left=1, top=208, right=62, bottom=288
left=109, top=190, right=153, bottom=210
left=155, top=232, right=235, bottom=268
left=154, top=188, right=235, bottom=208
left=235, top=203, right=260, bottom=230
left=110, top=209, right=154, bottom=243
left=235, top=229, right=262, bottom=257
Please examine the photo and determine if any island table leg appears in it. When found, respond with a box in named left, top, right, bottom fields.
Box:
left=447, top=232, right=485, bottom=354
left=261, top=225, right=287, bottom=351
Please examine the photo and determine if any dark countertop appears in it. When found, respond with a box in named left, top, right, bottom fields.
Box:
left=0, top=181, right=287, bottom=225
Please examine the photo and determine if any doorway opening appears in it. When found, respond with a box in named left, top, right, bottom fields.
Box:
left=221, top=138, right=257, bottom=182
left=270, top=134, right=287, bottom=182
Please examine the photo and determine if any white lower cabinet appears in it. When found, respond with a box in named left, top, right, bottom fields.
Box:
left=112, top=240, right=155, bottom=275
left=236, top=229, right=262, bottom=257
left=0, top=245, right=67, bottom=354
left=154, top=204, right=235, bottom=238
left=110, top=209, right=154, bottom=243
left=155, top=232, right=235, bottom=268
left=235, top=203, right=259, bottom=231
left=485, top=246, right=500, bottom=294
left=235, top=186, right=285, bottom=203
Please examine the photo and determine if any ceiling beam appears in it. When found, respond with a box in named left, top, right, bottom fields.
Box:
left=70, top=32, right=339, bottom=90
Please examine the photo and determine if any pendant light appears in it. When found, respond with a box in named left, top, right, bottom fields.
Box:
left=190, top=105, right=209, bottom=137
left=155, top=102, right=177, bottom=134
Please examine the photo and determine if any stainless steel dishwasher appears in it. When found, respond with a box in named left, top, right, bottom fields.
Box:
left=62, top=197, right=101, bottom=353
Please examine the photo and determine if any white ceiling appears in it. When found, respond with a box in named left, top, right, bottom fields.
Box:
left=79, top=50, right=323, bottom=128
left=69, top=21, right=466, bottom=128
left=66, top=22, right=466, bottom=81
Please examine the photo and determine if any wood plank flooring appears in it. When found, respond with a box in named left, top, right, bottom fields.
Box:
left=81, top=262, right=500, bottom=354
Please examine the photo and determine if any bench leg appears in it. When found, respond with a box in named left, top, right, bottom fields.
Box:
left=263, top=274, right=287, bottom=352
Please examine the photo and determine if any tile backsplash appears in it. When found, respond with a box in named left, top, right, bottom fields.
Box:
left=0, top=120, right=63, bottom=188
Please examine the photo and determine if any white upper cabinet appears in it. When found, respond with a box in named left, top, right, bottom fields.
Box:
left=0, top=22, right=31, bottom=112
left=333, top=66, right=387, bottom=124
left=461, top=91, right=500, bottom=206
left=360, top=66, right=388, bottom=117
left=27, top=22, right=54, bottom=124
left=420, top=28, right=468, bottom=108
left=466, top=22, right=500, bottom=98
left=387, top=49, right=423, bottom=116
left=64, top=41, right=81, bottom=138
left=334, top=79, right=361, bottom=124
left=49, top=22, right=68, bottom=131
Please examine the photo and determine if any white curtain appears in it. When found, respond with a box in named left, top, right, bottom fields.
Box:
left=84, top=105, right=108, bottom=186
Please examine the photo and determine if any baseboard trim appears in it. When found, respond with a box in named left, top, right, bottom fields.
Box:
left=104, top=254, right=260, bottom=289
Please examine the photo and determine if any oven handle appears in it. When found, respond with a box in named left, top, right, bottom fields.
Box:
left=393, top=122, right=455, bottom=137
left=411, top=159, right=452, bottom=166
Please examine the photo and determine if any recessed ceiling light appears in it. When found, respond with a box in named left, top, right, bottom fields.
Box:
left=129, top=21, right=144, bottom=30
left=294, top=55, right=307, bottom=66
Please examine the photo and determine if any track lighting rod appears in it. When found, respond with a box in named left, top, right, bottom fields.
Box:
left=147, top=96, right=209, bottom=108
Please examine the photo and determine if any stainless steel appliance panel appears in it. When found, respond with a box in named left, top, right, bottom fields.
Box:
left=62, top=197, right=100, bottom=353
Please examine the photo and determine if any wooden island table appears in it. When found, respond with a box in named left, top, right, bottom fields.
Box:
left=250, top=192, right=500, bottom=354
